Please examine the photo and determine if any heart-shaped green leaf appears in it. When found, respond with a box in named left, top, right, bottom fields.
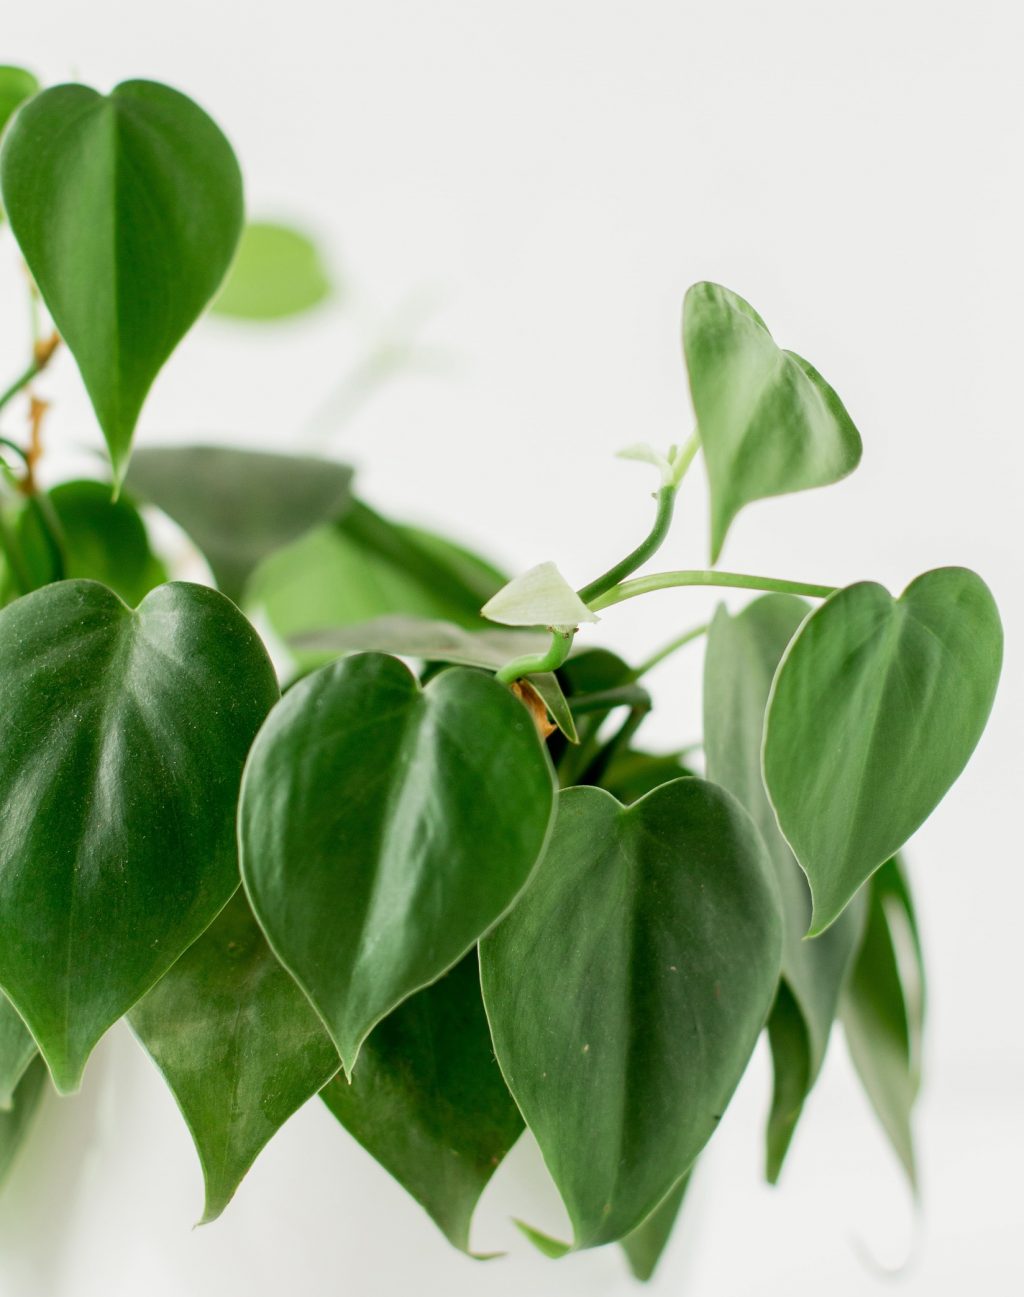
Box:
left=683, top=282, right=862, bottom=562
left=600, top=749, right=697, bottom=805
left=764, top=567, right=1002, bottom=934
left=0, top=1054, right=46, bottom=1189
left=0, top=995, right=36, bottom=1110
left=321, top=951, right=523, bottom=1255
left=480, top=780, right=781, bottom=1248
left=0, top=580, right=278, bottom=1093
left=703, top=596, right=865, bottom=1179
left=126, top=446, right=353, bottom=602
left=212, top=221, right=333, bottom=321
left=0, top=81, right=243, bottom=484
left=130, top=890, right=341, bottom=1223
left=292, top=614, right=575, bottom=742
left=841, top=857, right=924, bottom=1189
left=621, top=1171, right=693, bottom=1282
left=16, top=479, right=167, bottom=606
left=240, top=653, right=556, bottom=1074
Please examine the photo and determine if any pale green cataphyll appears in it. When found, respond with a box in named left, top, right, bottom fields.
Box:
left=0, top=66, right=1003, bottom=1282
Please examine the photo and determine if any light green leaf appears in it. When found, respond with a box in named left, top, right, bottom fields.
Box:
left=0, top=1055, right=46, bottom=1189
left=0, top=66, right=38, bottom=138
left=321, top=951, right=523, bottom=1255
left=292, top=615, right=576, bottom=741
left=293, top=614, right=549, bottom=670
left=481, top=561, right=598, bottom=630
left=17, top=479, right=167, bottom=606
left=249, top=502, right=506, bottom=666
left=703, top=596, right=865, bottom=1180
left=683, top=282, right=862, bottom=562
left=130, top=890, right=340, bottom=1223
left=0, top=580, right=278, bottom=1092
left=0, top=81, right=243, bottom=485
left=841, top=857, right=923, bottom=1189
left=0, top=994, right=36, bottom=1110
left=212, top=221, right=332, bottom=320
left=621, top=1171, right=693, bottom=1282
left=480, top=780, right=782, bottom=1248
left=764, top=568, right=1002, bottom=934
left=240, top=653, right=556, bottom=1074
left=126, top=445, right=353, bottom=602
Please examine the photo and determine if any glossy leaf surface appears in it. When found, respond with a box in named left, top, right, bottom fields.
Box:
left=0, top=81, right=243, bottom=483
left=0, top=580, right=278, bottom=1092
left=481, top=781, right=781, bottom=1247
left=292, top=614, right=575, bottom=741
left=0, top=995, right=35, bottom=1110
left=130, top=890, right=341, bottom=1222
left=704, top=596, right=864, bottom=1178
left=621, top=1172, right=692, bottom=1282
left=241, top=653, right=555, bottom=1073
left=127, top=446, right=353, bottom=602
left=764, top=568, right=1002, bottom=933
left=322, top=952, right=523, bottom=1254
left=18, top=480, right=167, bottom=605
left=683, top=282, right=861, bottom=561
left=841, top=857, right=924, bottom=1188
left=212, top=221, right=332, bottom=320
left=0, top=1055, right=46, bottom=1189
left=601, top=749, right=696, bottom=805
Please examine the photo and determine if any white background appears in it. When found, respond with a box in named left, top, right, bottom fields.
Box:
left=1, top=3, right=1021, bottom=1293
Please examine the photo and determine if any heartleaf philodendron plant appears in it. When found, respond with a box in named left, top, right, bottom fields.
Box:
left=0, top=67, right=1002, bottom=1282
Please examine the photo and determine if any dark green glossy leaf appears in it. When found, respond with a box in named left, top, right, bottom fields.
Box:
left=600, top=749, right=696, bottom=804
left=480, top=780, right=782, bottom=1248
left=17, top=480, right=167, bottom=605
left=240, top=653, right=555, bottom=1074
left=704, top=596, right=864, bottom=1180
left=0, top=66, right=38, bottom=138
left=321, top=952, right=523, bottom=1255
left=130, top=890, right=340, bottom=1222
left=0, top=579, right=278, bottom=1092
left=621, top=1171, right=693, bottom=1282
left=0, top=1055, right=46, bottom=1188
left=293, top=615, right=575, bottom=741
left=0, top=994, right=35, bottom=1110
left=0, top=81, right=243, bottom=484
left=683, top=282, right=862, bottom=562
left=764, top=568, right=1002, bottom=934
left=841, top=857, right=923, bottom=1189
left=126, top=446, right=353, bottom=602
left=248, top=501, right=505, bottom=665
left=212, top=221, right=332, bottom=320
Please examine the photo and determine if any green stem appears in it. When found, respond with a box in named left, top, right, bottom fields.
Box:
left=577, top=484, right=677, bottom=606
left=632, top=622, right=709, bottom=678
left=495, top=629, right=574, bottom=685
left=590, top=570, right=836, bottom=612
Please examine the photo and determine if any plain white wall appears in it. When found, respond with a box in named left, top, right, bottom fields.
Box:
left=0, top=3, right=1021, bottom=1293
